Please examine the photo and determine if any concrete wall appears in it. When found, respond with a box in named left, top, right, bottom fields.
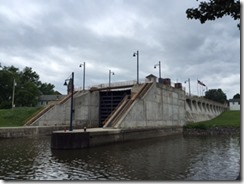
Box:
left=115, top=82, right=186, bottom=129
left=185, top=96, right=227, bottom=123
left=32, top=90, right=99, bottom=128
left=51, top=127, right=183, bottom=149
left=30, top=81, right=227, bottom=129
left=0, top=126, right=69, bottom=138
left=89, top=127, right=183, bottom=148
left=73, top=91, right=99, bottom=128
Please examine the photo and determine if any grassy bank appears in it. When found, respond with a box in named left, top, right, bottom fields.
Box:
left=184, top=110, right=240, bottom=129
left=0, top=107, right=43, bottom=127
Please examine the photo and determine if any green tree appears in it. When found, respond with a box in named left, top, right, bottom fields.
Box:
left=15, top=82, right=40, bottom=107
left=19, top=67, right=40, bottom=85
left=233, top=93, right=240, bottom=99
left=0, top=66, right=19, bottom=108
left=15, top=67, right=41, bottom=107
left=205, top=88, right=227, bottom=104
left=0, top=65, right=56, bottom=108
left=186, top=0, right=240, bottom=29
left=39, top=83, right=56, bottom=95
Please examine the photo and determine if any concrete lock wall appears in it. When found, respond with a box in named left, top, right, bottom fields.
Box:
left=185, top=96, right=226, bottom=123
left=31, top=81, right=227, bottom=129
left=0, top=126, right=69, bottom=138
left=73, top=91, right=99, bottom=128
left=33, top=90, right=99, bottom=128
left=115, top=82, right=186, bottom=129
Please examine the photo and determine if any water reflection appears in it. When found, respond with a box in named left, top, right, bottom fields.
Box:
left=0, top=134, right=240, bottom=180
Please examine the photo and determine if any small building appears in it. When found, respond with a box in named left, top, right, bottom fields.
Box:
left=38, top=95, right=66, bottom=106
left=228, top=98, right=240, bottom=111
left=145, top=74, right=157, bottom=83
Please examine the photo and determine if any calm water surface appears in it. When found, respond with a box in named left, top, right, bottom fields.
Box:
left=0, top=134, right=240, bottom=181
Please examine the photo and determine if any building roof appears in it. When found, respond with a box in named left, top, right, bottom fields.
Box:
left=39, top=95, right=66, bottom=101
left=228, top=98, right=240, bottom=103
left=146, top=74, right=157, bottom=79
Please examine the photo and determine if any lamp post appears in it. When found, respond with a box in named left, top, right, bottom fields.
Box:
left=133, top=50, right=139, bottom=84
left=64, top=72, right=74, bottom=131
left=109, top=69, right=114, bottom=87
left=184, top=78, right=191, bottom=96
left=154, top=61, right=161, bottom=79
left=79, top=62, right=86, bottom=90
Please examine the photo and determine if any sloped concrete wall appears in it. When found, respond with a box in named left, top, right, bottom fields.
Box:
left=116, top=82, right=186, bottom=129
left=32, top=99, right=71, bottom=126
left=32, top=90, right=99, bottom=128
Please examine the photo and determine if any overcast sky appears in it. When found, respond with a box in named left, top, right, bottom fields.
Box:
left=0, top=0, right=240, bottom=99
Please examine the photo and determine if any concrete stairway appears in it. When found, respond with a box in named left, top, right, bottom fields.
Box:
left=103, top=83, right=153, bottom=128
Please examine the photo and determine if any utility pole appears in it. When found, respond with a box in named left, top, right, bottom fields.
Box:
left=12, top=79, right=16, bottom=108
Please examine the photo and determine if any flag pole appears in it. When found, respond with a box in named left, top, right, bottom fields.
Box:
left=188, top=78, right=191, bottom=96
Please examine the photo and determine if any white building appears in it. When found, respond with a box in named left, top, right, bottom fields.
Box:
left=228, top=99, right=240, bottom=111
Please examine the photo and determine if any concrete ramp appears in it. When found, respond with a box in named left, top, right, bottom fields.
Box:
left=103, top=83, right=153, bottom=128
left=24, top=104, right=55, bottom=126
left=24, top=92, right=78, bottom=126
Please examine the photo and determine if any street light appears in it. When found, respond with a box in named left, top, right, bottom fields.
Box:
left=154, top=61, right=161, bottom=79
left=133, top=50, right=139, bottom=84
left=79, top=62, right=86, bottom=90
left=184, top=78, right=191, bottom=96
left=109, top=69, right=115, bottom=87
left=64, top=72, right=74, bottom=131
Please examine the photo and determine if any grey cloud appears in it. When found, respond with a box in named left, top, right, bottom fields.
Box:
left=0, top=0, right=240, bottom=98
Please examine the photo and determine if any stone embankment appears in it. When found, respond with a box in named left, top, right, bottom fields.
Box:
left=183, top=127, right=240, bottom=135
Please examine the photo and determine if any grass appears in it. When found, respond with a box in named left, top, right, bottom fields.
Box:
left=184, top=110, right=240, bottom=129
left=0, top=107, right=43, bottom=127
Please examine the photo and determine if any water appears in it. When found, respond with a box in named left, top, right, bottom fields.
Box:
left=0, top=134, right=240, bottom=181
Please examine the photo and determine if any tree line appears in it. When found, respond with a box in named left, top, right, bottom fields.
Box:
left=0, top=64, right=57, bottom=109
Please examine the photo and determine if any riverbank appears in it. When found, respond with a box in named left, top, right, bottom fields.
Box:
left=183, top=110, right=240, bottom=135
left=183, top=127, right=240, bottom=135
left=0, top=107, right=43, bottom=127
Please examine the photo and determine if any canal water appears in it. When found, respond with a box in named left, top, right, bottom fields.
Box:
left=0, top=134, right=240, bottom=181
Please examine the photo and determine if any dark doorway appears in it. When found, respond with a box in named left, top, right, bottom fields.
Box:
left=99, top=90, right=131, bottom=127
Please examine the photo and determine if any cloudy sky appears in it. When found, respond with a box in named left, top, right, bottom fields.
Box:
left=0, top=0, right=240, bottom=99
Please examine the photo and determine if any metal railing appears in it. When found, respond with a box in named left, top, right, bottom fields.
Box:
left=76, top=78, right=188, bottom=93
